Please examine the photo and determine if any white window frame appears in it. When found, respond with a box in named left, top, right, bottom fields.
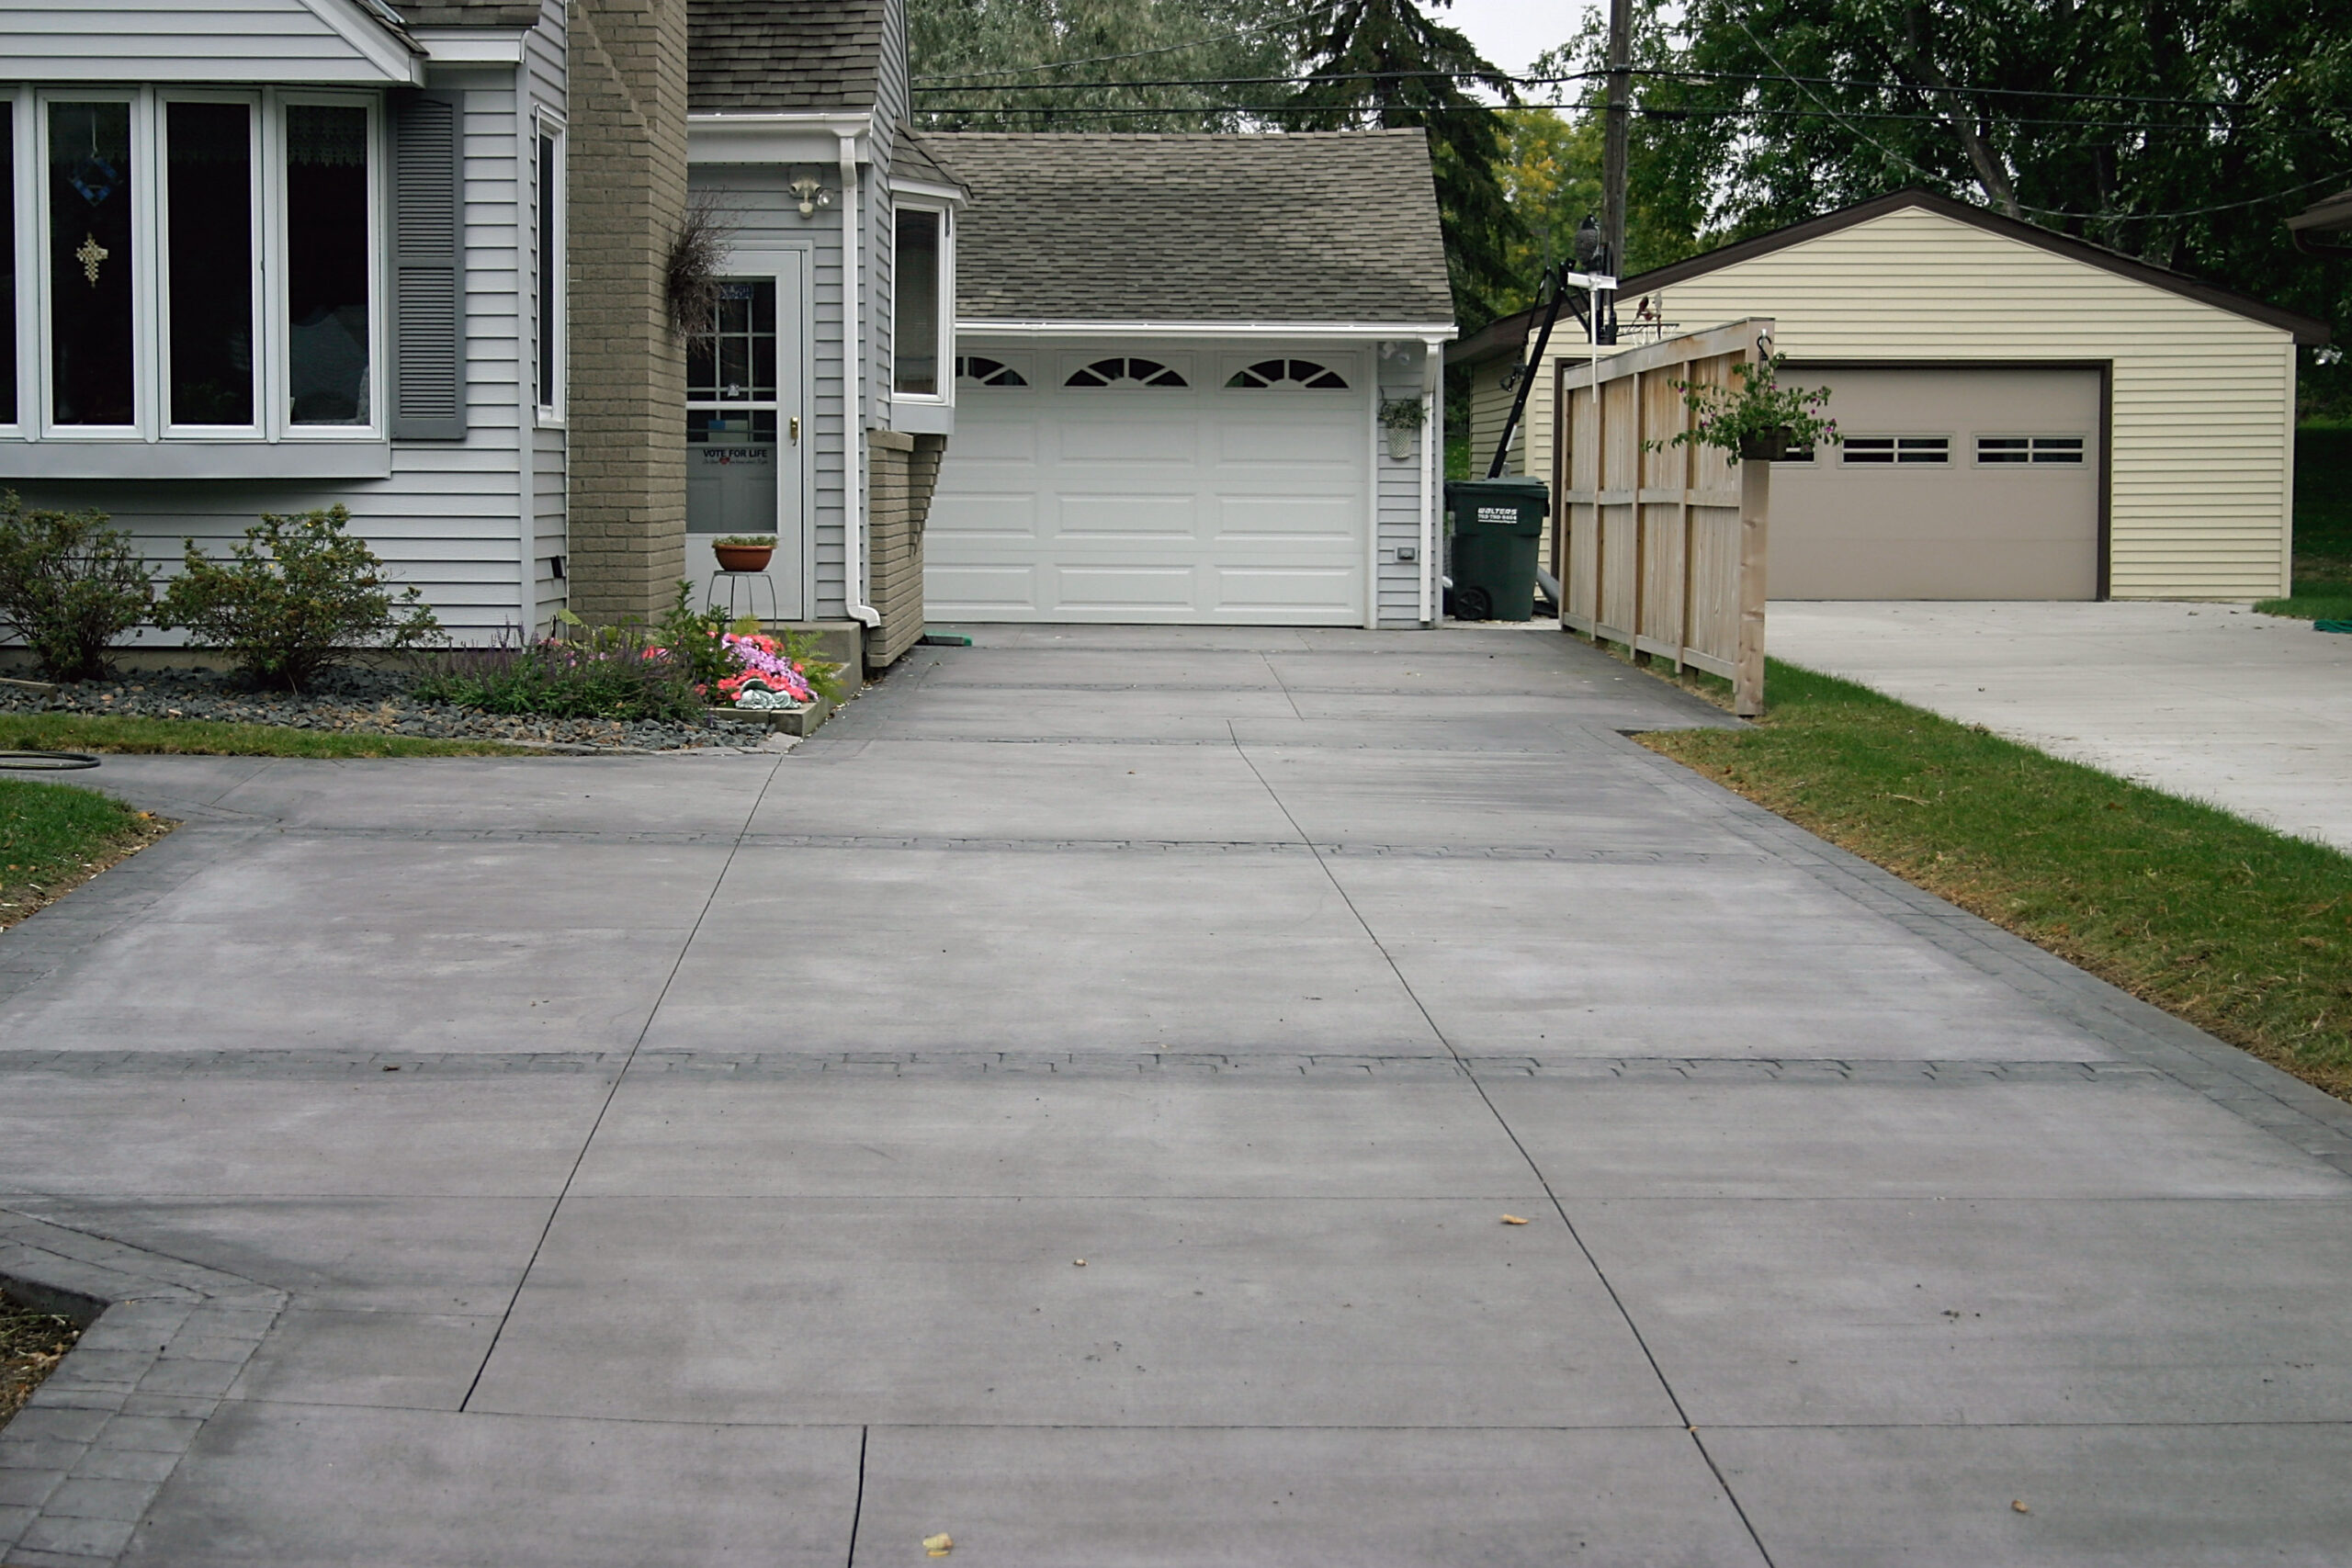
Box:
left=1838, top=434, right=1951, bottom=468
left=6, top=85, right=384, bottom=446
left=158, top=88, right=265, bottom=440
left=1217, top=354, right=1357, bottom=392
left=953, top=352, right=1030, bottom=389
left=534, top=106, right=565, bottom=423
left=891, top=197, right=951, bottom=405
left=34, top=86, right=145, bottom=439
left=1061, top=352, right=1193, bottom=389
left=4, top=91, right=35, bottom=437
left=274, top=89, right=384, bottom=442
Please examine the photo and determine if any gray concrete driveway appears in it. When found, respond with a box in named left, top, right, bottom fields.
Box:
left=1771, top=601, right=2352, bottom=852
left=4, top=625, right=2350, bottom=1566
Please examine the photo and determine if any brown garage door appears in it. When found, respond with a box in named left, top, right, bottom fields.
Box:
left=1769, top=366, right=2101, bottom=599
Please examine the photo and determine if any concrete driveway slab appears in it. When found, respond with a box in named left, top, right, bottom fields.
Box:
left=119, top=1404, right=860, bottom=1568
left=1572, top=1196, right=2352, bottom=1425
left=1482, top=1077, right=2352, bottom=1199
left=1770, top=601, right=2352, bottom=852
left=571, top=1074, right=1532, bottom=1198
left=6, top=622, right=2351, bottom=1565
left=852, top=1426, right=1765, bottom=1568
left=10, top=1196, right=555, bottom=1314
left=746, top=739, right=1297, bottom=842
left=648, top=846, right=1438, bottom=1053
left=0, top=1069, right=611, bottom=1197
left=470, top=1197, right=1677, bottom=1427
left=1707, top=1422, right=2352, bottom=1568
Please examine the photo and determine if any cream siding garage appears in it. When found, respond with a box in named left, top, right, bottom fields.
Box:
left=1463, top=193, right=2324, bottom=601
left=929, top=344, right=1370, bottom=623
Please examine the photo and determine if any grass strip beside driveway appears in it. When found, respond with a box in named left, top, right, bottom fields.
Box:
left=1641, top=660, right=2352, bottom=1100
left=0, top=712, right=542, bottom=759
left=0, top=778, right=173, bottom=930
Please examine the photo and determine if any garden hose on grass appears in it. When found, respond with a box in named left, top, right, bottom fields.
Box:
left=0, top=753, right=99, bottom=772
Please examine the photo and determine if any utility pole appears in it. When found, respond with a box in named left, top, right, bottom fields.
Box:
left=1601, top=0, right=1632, bottom=284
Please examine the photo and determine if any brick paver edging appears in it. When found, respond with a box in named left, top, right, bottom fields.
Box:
left=0, top=1212, right=287, bottom=1567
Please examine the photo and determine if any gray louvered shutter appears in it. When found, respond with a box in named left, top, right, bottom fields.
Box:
left=389, top=91, right=466, bottom=439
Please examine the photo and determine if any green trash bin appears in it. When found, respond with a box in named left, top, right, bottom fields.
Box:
left=1445, top=478, right=1549, bottom=622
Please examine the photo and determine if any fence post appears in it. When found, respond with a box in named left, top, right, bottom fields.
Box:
left=1736, top=457, right=1770, bottom=716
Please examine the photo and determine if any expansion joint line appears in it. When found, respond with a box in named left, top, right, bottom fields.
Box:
left=845, top=1425, right=869, bottom=1567
left=1226, top=722, right=1779, bottom=1568
left=457, top=752, right=793, bottom=1413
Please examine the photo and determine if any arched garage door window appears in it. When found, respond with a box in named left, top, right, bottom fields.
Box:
left=1225, top=358, right=1349, bottom=389
left=1065, top=357, right=1187, bottom=389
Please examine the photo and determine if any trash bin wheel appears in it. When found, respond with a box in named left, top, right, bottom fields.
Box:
left=1452, top=584, right=1493, bottom=622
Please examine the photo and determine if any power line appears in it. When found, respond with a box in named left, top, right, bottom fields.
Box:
left=915, top=100, right=2252, bottom=133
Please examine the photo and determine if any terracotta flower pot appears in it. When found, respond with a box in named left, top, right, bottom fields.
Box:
left=713, top=544, right=774, bottom=572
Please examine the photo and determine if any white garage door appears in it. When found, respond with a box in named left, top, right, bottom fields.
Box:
left=926, top=346, right=1369, bottom=623
left=1770, top=366, right=2103, bottom=599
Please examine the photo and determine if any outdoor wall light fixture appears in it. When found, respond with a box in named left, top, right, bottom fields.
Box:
left=789, top=174, right=833, bottom=217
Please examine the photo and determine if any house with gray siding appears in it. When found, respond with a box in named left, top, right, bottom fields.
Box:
left=0, top=0, right=1454, bottom=670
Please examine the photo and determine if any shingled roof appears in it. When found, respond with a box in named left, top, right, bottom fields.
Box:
left=394, top=0, right=537, bottom=26
left=922, top=131, right=1454, bottom=326
left=688, top=0, right=885, bottom=114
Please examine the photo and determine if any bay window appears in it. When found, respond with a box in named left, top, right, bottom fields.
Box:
left=5, top=87, right=381, bottom=443
left=892, top=204, right=944, bottom=400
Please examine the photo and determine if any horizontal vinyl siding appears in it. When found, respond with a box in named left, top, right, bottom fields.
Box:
left=1375, top=352, right=1430, bottom=626
left=1527, top=208, right=2294, bottom=599
left=7, top=79, right=539, bottom=641
left=1, top=2, right=407, bottom=83
left=1465, top=355, right=1528, bottom=479
left=525, top=0, right=568, bottom=632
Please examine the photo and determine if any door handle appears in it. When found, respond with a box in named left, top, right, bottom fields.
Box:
left=789, top=416, right=800, bottom=445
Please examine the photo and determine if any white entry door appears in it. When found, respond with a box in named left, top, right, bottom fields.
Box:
left=685, top=255, right=807, bottom=618
left=926, top=345, right=1369, bottom=623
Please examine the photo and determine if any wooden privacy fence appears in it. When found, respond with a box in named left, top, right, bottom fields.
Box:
left=1551, top=318, right=1774, bottom=716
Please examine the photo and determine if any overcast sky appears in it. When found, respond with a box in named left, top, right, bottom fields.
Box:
left=1438, top=0, right=1595, bottom=76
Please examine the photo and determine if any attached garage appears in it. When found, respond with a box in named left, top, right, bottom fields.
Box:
left=932, top=345, right=1370, bottom=622
left=1453, top=189, right=2328, bottom=602
left=921, top=133, right=1457, bottom=626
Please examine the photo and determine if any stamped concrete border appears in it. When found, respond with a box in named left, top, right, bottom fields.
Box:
left=0, top=1212, right=286, bottom=1568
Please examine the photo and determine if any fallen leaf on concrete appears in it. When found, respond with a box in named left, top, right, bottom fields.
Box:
left=1499, top=1215, right=1530, bottom=1225
left=924, top=1531, right=954, bottom=1555
left=2012, top=1501, right=2030, bottom=1515
left=1073, top=1258, right=1086, bottom=1267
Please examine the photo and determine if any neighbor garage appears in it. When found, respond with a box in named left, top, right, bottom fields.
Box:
left=1453, top=190, right=2328, bottom=602
left=921, top=132, right=1457, bottom=626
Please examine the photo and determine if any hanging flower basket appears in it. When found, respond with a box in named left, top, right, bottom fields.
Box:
left=1644, top=352, right=1839, bottom=468
left=1736, top=426, right=1802, bottom=462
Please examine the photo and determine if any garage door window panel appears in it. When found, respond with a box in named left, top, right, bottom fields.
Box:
left=1066, top=356, right=1187, bottom=389
left=1977, top=434, right=2086, bottom=466
left=1841, top=435, right=1950, bottom=466
left=956, top=355, right=1026, bottom=388
left=1224, top=357, right=1349, bottom=390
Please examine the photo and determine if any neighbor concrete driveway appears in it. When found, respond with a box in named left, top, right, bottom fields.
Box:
left=4, top=625, right=2351, bottom=1566
left=1771, top=600, right=2352, bottom=852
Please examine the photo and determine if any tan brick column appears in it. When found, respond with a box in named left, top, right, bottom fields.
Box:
left=564, top=0, right=689, bottom=623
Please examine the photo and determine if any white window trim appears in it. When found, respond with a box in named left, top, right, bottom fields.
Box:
left=1060, top=351, right=1193, bottom=389
left=1217, top=352, right=1359, bottom=391
left=534, top=106, right=565, bottom=424
left=6, top=85, right=384, bottom=447
left=953, top=352, right=1031, bottom=389
left=1838, top=433, right=1952, bottom=468
left=891, top=197, right=951, bottom=406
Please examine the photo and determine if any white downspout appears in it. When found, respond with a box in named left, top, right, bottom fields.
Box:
left=1420, top=337, right=1442, bottom=626
left=840, top=131, right=878, bottom=628
left=516, top=99, right=537, bottom=637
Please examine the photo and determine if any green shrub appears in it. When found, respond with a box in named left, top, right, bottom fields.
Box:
left=0, top=491, right=155, bottom=682
left=155, top=506, right=441, bottom=690
left=413, top=623, right=706, bottom=723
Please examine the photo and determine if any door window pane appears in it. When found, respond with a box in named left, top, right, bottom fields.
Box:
left=686, top=280, right=775, bottom=401
left=686, top=409, right=778, bottom=535
left=48, top=101, right=135, bottom=426
left=286, top=104, right=370, bottom=425
left=0, top=112, right=15, bottom=425
left=893, top=209, right=939, bottom=396
left=166, top=101, right=254, bottom=425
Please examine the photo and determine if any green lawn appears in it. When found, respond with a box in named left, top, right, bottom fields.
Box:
left=1642, top=660, right=2352, bottom=1100
left=0, top=778, right=170, bottom=929
left=2262, top=426, right=2352, bottom=620
left=0, top=712, right=540, bottom=759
